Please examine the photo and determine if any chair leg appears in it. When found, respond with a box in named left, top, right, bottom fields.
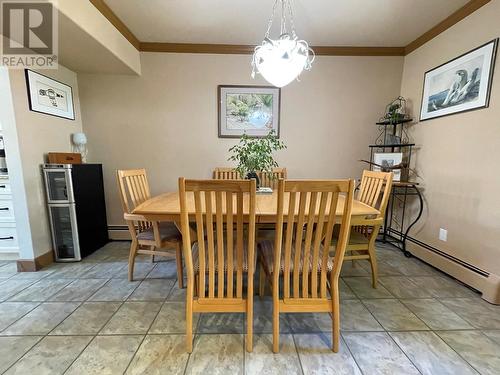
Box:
left=150, top=245, right=156, bottom=263
left=176, top=242, right=184, bottom=289
left=128, top=239, right=139, bottom=281
left=368, top=244, right=378, bottom=288
left=272, top=274, right=279, bottom=353
left=331, top=280, right=340, bottom=353
left=246, top=275, right=254, bottom=352
left=186, top=283, right=194, bottom=353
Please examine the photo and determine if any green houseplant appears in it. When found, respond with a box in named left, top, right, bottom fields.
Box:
left=228, top=130, right=286, bottom=188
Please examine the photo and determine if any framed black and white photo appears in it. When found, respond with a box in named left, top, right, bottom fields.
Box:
left=25, top=69, right=75, bottom=120
left=420, top=39, right=498, bottom=121
left=218, top=85, right=280, bottom=138
left=373, top=152, right=403, bottom=181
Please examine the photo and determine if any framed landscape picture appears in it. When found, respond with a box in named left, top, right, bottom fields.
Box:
left=25, top=69, right=75, bottom=120
left=218, top=85, right=280, bottom=138
left=420, top=39, right=498, bottom=121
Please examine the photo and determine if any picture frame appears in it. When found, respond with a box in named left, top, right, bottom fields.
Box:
left=420, top=38, right=498, bottom=121
left=218, top=85, right=280, bottom=138
left=373, top=152, right=403, bottom=181
left=25, top=69, right=75, bottom=120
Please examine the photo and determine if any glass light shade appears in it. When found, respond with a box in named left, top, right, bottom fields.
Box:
left=72, top=132, right=87, bottom=146
left=253, top=34, right=313, bottom=87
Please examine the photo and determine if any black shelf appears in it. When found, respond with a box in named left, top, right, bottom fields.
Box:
left=376, top=118, right=413, bottom=126
left=369, top=143, right=415, bottom=148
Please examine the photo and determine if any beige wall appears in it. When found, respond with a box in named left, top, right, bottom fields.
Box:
left=400, top=0, right=500, bottom=276
left=78, top=53, right=403, bottom=225
left=9, top=65, right=83, bottom=258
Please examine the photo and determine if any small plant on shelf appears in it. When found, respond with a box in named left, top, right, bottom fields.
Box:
left=228, top=130, right=286, bottom=188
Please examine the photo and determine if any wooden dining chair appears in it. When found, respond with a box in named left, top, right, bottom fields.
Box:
left=117, top=169, right=184, bottom=286
left=178, top=178, right=257, bottom=353
left=343, top=170, right=393, bottom=288
left=258, top=179, right=355, bottom=353
left=212, top=167, right=287, bottom=189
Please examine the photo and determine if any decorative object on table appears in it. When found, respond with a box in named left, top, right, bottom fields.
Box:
left=47, top=152, right=82, bottom=164
left=251, top=0, right=315, bottom=87
left=382, top=96, right=408, bottom=124
left=228, top=130, right=286, bottom=190
left=420, top=38, right=498, bottom=121
left=376, top=96, right=412, bottom=146
left=72, top=132, right=88, bottom=162
left=25, top=69, right=75, bottom=120
left=372, top=153, right=403, bottom=181
left=218, top=85, right=280, bottom=138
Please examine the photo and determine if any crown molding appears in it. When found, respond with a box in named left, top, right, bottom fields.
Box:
left=404, top=0, right=491, bottom=54
left=90, top=0, right=490, bottom=57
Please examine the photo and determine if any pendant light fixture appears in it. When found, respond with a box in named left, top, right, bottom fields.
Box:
left=252, top=0, right=315, bottom=88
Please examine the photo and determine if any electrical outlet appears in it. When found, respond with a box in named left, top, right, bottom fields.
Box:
left=439, top=228, right=448, bottom=242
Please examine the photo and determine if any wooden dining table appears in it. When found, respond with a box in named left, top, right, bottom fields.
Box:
left=132, top=191, right=380, bottom=225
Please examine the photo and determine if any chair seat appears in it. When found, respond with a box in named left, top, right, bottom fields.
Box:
left=137, top=222, right=181, bottom=242
left=192, top=241, right=251, bottom=273
left=258, top=240, right=334, bottom=274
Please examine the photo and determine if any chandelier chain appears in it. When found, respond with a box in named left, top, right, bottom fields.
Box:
left=264, top=0, right=298, bottom=39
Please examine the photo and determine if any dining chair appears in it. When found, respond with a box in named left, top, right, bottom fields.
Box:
left=178, top=178, right=257, bottom=353
left=343, top=170, right=393, bottom=288
left=258, top=179, right=355, bottom=353
left=117, top=169, right=184, bottom=287
left=212, top=167, right=287, bottom=189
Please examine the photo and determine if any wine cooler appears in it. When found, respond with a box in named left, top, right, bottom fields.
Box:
left=42, top=164, right=108, bottom=261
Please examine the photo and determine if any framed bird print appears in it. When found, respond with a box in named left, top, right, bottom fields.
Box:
left=420, top=38, right=498, bottom=121
left=373, top=152, right=403, bottom=181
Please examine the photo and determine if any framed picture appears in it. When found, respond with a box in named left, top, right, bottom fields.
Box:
left=373, top=152, right=403, bottom=181
left=25, top=69, right=75, bottom=120
left=420, top=38, right=498, bottom=121
left=218, top=85, right=280, bottom=138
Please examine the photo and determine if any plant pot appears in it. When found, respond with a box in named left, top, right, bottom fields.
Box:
left=246, top=172, right=260, bottom=189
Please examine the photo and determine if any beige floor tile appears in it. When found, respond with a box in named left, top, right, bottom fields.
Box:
left=0, top=302, right=38, bottom=331
left=253, top=300, right=291, bottom=334
left=343, top=277, right=393, bottom=299
left=441, top=298, right=500, bottom=329
left=8, top=279, right=73, bottom=302
left=80, top=262, right=127, bottom=278
left=46, top=263, right=97, bottom=279
left=339, top=278, right=357, bottom=299
left=340, top=262, right=369, bottom=277
left=483, top=330, right=500, bottom=345
left=340, top=299, right=383, bottom=331
left=343, top=332, right=420, bottom=374
left=0, top=336, right=42, bottom=373
left=50, top=302, right=121, bottom=335
left=115, top=263, right=156, bottom=280
left=198, top=313, right=244, bottom=334
left=245, top=334, right=301, bottom=375
left=437, top=330, right=500, bottom=375
left=5, top=335, right=92, bottom=375
left=65, top=335, right=143, bottom=375
left=185, top=334, right=243, bottom=374
left=88, top=278, right=140, bottom=301
left=100, top=301, right=162, bottom=334
left=9, top=270, right=55, bottom=280
left=401, top=298, right=473, bottom=330
left=294, top=333, right=361, bottom=374
left=379, top=276, right=433, bottom=298
left=125, top=334, right=189, bottom=375
left=128, top=279, right=175, bottom=301
left=146, top=261, right=179, bottom=279
left=2, top=302, right=79, bottom=335
left=48, top=279, right=108, bottom=302
left=166, top=279, right=186, bottom=301
left=149, top=302, right=199, bottom=334
left=390, top=331, right=477, bottom=375
left=409, top=276, right=479, bottom=298
left=363, top=299, right=429, bottom=331
left=0, top=280, right=36, bottom=301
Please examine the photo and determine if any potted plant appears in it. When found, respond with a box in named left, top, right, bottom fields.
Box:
left=228, top=130, right=286, bottom=188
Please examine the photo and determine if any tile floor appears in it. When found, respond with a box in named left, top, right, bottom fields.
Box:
left=0, top=241, right=499, bottom=374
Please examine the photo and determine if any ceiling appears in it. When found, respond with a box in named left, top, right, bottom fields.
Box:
left=104, top=0, right=470, bottom=47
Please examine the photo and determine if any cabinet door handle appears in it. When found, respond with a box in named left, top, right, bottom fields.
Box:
left=0, top=185, right=5, bottom=188
left=0, top=236, right=13, bottom=240
left=0, top=207, right=8, bottom=211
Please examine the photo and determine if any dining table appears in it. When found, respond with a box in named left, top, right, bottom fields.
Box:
left=132, top=191, right=380, bottom=225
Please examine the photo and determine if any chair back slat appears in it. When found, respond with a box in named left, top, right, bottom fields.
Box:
left=179, top=178, right=256, bottom=301
left=213, top=167, right=287, bottom=189
left=357, top=170, right=393, bottom=217
left=274, top=179, right=354, bottom=300
left=117, top=169, right=152, bottom=231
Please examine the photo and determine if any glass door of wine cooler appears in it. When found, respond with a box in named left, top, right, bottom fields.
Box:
left=48, top=204, right=80, bottom=261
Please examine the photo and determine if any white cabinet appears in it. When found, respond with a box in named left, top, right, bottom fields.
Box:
left=0, top=177, right=18, bottom=254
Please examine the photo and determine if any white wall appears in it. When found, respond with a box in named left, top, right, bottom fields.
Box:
left=78, top=52, right=404, bottom=225
left=8, top=65, right=83, bottom=258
